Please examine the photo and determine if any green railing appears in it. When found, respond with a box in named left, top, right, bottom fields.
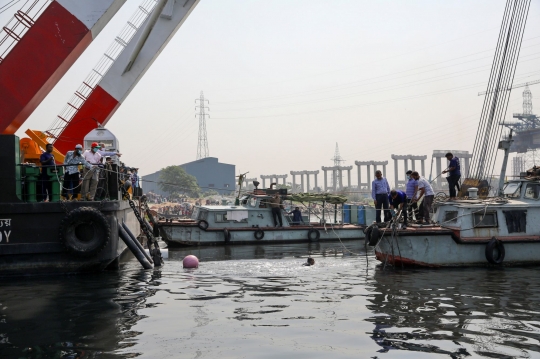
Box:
left=19, top=164, right=64, bottom=203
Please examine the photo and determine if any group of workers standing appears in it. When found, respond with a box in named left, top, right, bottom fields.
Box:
left=371, top=152, right=461, bottom=227
left=37, top=142, right=141, bottom=202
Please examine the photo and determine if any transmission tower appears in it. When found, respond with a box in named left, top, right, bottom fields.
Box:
left=195, top=91, right=209, bottom=160
left=331, top=143, right=345, bottom=188
left=523, top=84, right=533, bottom=115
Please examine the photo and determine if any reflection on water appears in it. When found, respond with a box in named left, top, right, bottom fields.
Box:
left=1, top=241, right=540, bottom=358
left=368, top=268, right=540, bottom=358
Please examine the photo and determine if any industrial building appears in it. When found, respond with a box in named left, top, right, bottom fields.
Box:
left=142, top=157, right=236, bottom=196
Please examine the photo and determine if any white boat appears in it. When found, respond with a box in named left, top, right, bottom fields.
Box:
left=157, top=190, right=366, bottom=246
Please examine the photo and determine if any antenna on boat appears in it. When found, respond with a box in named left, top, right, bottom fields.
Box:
left=235, top=171, right=249, bottom=204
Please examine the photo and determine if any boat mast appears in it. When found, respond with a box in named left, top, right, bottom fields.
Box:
left=498, top=130, right=514, bottom=196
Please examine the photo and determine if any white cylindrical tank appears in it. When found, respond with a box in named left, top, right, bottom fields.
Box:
left=83, top=126, right=120, bottom=162
left=468, top=187, right=478, bottom=199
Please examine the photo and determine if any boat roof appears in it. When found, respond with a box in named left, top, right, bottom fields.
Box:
left=198, top=206, right=246, bottom=210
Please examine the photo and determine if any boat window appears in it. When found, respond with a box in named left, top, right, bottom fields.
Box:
left=198, top=210, right=208, bottom=221
left=215, top=212, right=228, bottom=222
left=524, top=183, right=540, bottom=199
left=191, top=208, right=199, bottom=220
left=215, top=212, right=248, bottom=223
left=503, top=210, right=526, bottom=233
left=259, top=198, right=268, bottom=208
left=472, top=211, right=498, bottom=228
left=444, top=211, right=458, bottom=223
left=240, top=195, right=249, bottom=205
left=250, top=197, right=257, bottom=207
left=503, top=182, right=521, bottom=198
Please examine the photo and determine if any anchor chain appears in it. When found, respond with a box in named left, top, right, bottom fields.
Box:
left=121, top=186, right=163, bottom=266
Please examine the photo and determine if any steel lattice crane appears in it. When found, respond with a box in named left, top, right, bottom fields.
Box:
left=36, top=0, right=200, bottom=154
left=478, top=79, right=540, bottom=96
left=0, top=0, right=126, bottom=135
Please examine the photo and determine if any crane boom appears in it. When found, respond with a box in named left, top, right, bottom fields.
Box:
left=0, top=0, right=127, bottom=135
left=478, top=79, right=540, bottom=96
left=46, top=0, right=199, bottom=154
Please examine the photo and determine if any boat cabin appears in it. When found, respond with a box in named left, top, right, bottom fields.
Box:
left=434, top=178, right=540, bottom=239
left=192, top=193, right=293, bottom=228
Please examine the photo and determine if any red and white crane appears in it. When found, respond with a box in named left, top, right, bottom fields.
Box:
left=39, top=0, right=199, bottom=154
left=0, top=0, right=126, bottom=135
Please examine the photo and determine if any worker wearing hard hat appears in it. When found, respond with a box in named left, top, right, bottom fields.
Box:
left=81, top=142, right=103, bottom=201
left=63, top=144, right=94, bottom=200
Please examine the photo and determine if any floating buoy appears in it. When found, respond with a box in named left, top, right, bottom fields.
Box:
left=183, top=255, right=199, bottom=268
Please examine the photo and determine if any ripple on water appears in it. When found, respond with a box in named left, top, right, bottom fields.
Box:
left=1, top=242, right=540, bottom=358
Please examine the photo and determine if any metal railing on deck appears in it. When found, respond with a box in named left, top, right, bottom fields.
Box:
left=0, top=0, right=52, bottom=64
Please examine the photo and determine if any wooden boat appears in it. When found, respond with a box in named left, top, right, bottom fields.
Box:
left=157, top=189, right=366, bottom=246
left=373, top=178, right=540, bottom=267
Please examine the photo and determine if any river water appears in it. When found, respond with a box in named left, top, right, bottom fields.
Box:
left=1, top=241, right=540, bottom=358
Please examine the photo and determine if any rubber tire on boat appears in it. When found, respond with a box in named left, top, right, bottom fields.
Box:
left=59, top=206, right=110, bottom=257
left=224, top=229, right=231, bottom=243
left=369, top=226, right=381, bottom=246
left=198, top=219, right=209, bottom=231
left=254, top=229, right=264, bottom=240
left=308, top=228, right=320, bottom=242
left=485, top=237, right=505, bottom=265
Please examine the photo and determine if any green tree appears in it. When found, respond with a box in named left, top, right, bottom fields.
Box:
left=159, top=166, right=200, bottom=198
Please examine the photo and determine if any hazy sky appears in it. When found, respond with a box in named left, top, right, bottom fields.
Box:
left=4, top=0, right=540, bottom=189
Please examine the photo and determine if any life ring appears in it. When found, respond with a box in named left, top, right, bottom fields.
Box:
left=198, top=219, right=209, bottom=231
left=308, top=228, right=320, bottom=241
left=485, top=237, right=505, bottom=265
left=59, top=206, right=110, bottom=257
left=254, top=229, right=264, bottom=240
left=369, top=226, right=381, bottom=246
left=224, top=229, right=231, bottom=242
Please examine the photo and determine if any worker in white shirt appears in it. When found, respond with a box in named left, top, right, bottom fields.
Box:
left=98, top=142, right=122, bottom=158
left=411, top=171, right=435, bottom=224
left=81, top=142, right=103, bottom=201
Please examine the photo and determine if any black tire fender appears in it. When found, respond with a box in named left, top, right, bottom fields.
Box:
left=485, top=237, right=505, bottom=265
left=254, top=229, right=264, bottom=240
left=224, top=229, right=231, bottom=242
left=308, top=228, right=320, bottom=241
left=364, top=226, right=373, bottom=245
left=59, top=206, right=110, bottom=257
left=369, top=226, right=381, bottom=246
left=198, top=219, right=209, bottom=231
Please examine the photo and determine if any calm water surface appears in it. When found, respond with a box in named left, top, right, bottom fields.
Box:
left=1, top=241, right=540, bottom=358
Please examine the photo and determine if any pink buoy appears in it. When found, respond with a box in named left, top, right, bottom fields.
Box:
left=183, top=255, right=199, bottom=268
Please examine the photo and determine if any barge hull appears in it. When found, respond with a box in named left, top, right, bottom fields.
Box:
left=0, top=201, right=137, bottom=276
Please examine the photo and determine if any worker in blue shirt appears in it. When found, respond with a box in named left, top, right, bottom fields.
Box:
left=372, top=170, right=391, bottom=223
left=38, top=143, right=55, bottom=202
left=442, top=152, right=461, bottom=199
left=389, top=189, right=408, bottom=229
left=405, top=170, right=419, bottom=222
left=288, top=207, right=305, bottom=225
